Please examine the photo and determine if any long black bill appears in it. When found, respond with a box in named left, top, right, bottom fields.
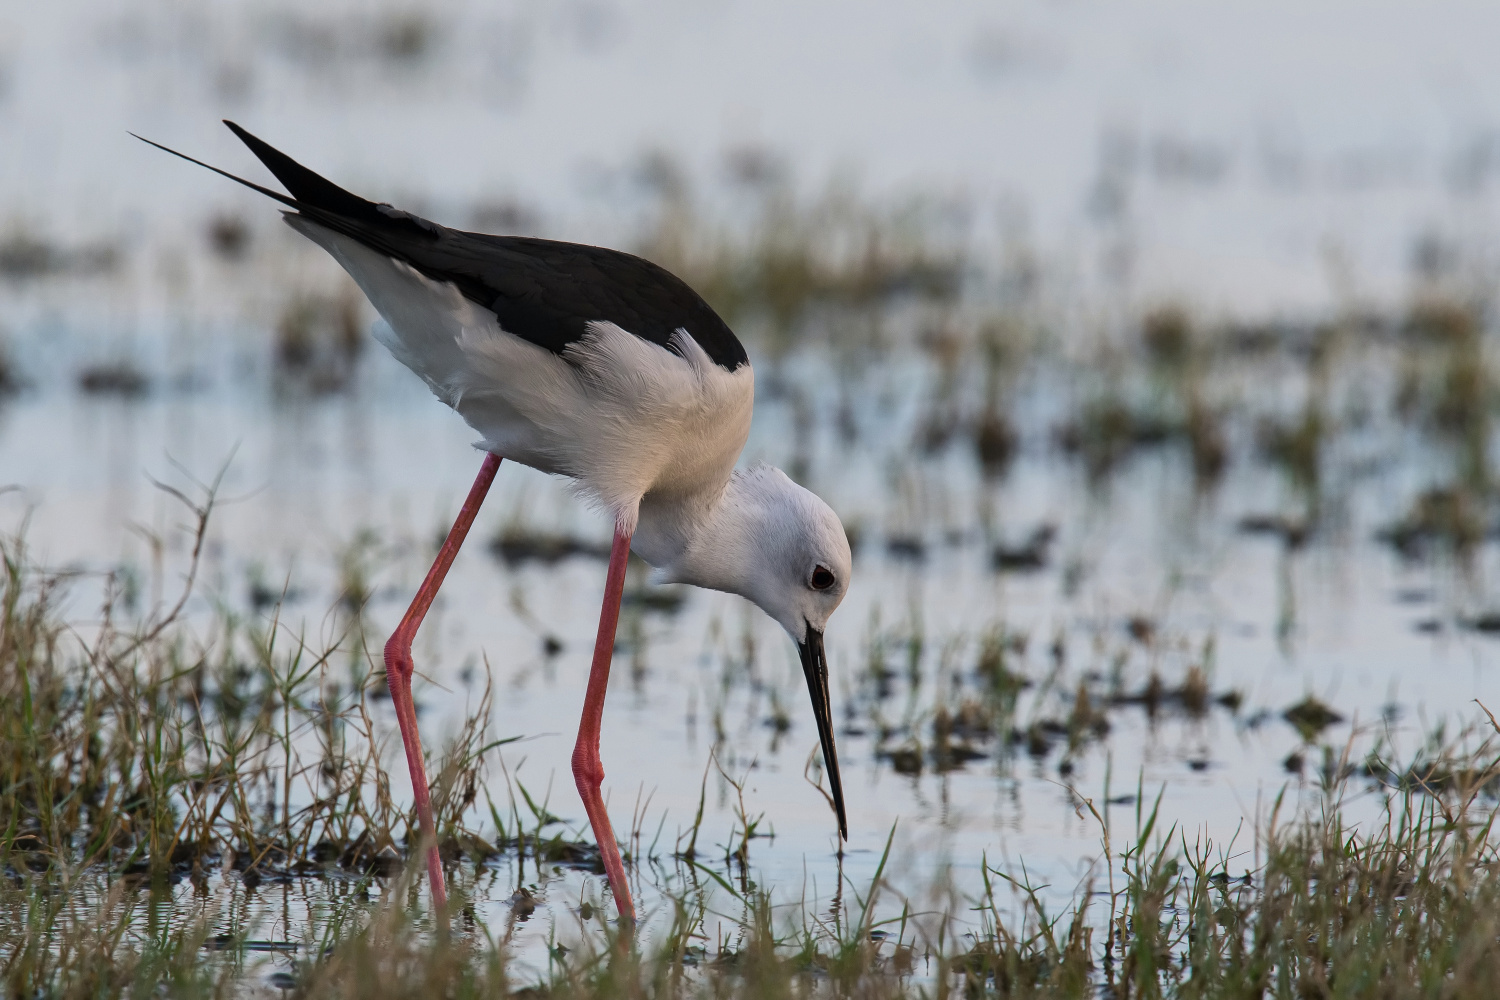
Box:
left=798, top=625, right=847, bottom=840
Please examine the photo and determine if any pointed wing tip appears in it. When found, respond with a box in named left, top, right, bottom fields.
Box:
left=222, top=120, right=261, bottom=150
left=214, top=121, right=386, bottom=225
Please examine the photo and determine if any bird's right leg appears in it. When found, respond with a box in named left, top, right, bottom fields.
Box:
left=384, top=451, right=503, bottom=911
left=572, top=524, right=636, bottom=922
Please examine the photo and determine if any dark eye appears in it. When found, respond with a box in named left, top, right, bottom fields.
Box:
left=810, top=565, right=836, bottom=591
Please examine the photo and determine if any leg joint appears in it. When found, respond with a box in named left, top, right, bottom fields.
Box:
left=383, top=630, right=415, bottom=682
left=571, top=743, right=604, bottom=790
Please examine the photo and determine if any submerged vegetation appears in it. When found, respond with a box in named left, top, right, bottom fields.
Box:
left=7, top=134, right=1494, bottom=570
left=4, top=133, right=1500, bottom=997
left=5, top=480, right=1500, bottom=996
left=0, top=496, right=508, bottom=885
left=620, top=163, right=1500, bottom=590
left=6, top=530, right=1500, bottom=998
left=29, top=780, right=1500, bottom=1000
left=2, top=0, right=1500, bottom=993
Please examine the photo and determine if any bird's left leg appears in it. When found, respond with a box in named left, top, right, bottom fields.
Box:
left=384, top=451, right=503, bottom=911
left=572, top=524, right=636, bottom=921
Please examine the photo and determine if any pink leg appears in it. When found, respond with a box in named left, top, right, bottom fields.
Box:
left=384, top=452, right=502, bottom=910
left=572, top=525, right=636, bottom=921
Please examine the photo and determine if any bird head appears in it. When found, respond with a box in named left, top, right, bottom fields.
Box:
left=661, top=465, right=852, bottom=837
left=736, top=473, right=853, bottom=645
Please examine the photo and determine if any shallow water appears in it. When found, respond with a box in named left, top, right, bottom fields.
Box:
left=8, top=0, right=1500, bottom=318
left=5, top=0, right=1500, bottom=985
left=7, top=318, right=1500, bottom=979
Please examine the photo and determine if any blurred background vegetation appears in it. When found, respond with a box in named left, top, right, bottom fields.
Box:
left=5, top=1, right=1500, bottom=995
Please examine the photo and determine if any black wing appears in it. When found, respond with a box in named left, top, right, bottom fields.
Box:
left=141, top=122, right=748, bottom=371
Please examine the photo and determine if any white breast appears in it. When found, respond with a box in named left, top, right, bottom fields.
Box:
left=288, top=218, right=755, bottom=528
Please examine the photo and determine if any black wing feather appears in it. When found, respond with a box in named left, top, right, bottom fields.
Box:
left=140, top=122, right=748, bottom=371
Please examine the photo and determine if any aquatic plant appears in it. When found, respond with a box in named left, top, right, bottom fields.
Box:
left=0, top=483, right=513, bottom=894
left=274, top=289, right=365, bottom=392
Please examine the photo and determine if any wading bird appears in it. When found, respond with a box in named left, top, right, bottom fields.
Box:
left=138, top=122, right=852, bottom=920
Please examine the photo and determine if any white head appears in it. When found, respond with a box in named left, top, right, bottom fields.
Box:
left=660, top=465, right=851, bottom=636
left=657, top=464, right=852, bottom=836
left=730, top=467, right=851, bottom=638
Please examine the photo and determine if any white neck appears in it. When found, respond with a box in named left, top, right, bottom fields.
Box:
left=631, top=470, right=766, bottom=597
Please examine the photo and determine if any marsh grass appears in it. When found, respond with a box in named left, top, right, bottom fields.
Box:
left=638, top=180, right=966, bottom=358
left=0, top=480, right=532, bottom=994
left=0, top=505, right=501, bottom=883
left=9, top=189, right=1500, bottom=994
left=6, top=447, right=1500, bottom=998
left=10, top=633, right=1500, bottom=1000
left=0, top=332, right=21, bottom=396
left=274, top=288, right=365, bottom=393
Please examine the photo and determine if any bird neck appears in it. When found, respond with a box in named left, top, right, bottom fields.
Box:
left=632, top=471, right=765, bottom=598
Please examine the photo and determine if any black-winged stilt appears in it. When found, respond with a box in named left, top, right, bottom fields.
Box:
left=136, top=122, right=852, bottom=921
